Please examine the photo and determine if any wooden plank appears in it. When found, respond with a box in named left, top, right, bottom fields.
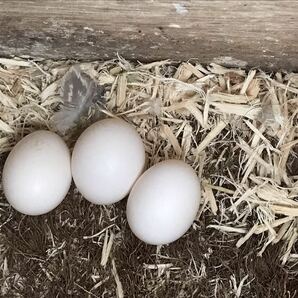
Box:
left=0, top=1, right=297, bottom=70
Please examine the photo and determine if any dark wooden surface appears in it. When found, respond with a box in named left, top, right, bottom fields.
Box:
left=0, top=1, right=297, bottom=70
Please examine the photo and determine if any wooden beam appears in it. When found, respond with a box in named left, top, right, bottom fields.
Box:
left=0, top=1, right=297, bottom=70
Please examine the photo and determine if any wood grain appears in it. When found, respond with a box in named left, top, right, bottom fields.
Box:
left=0, top=1, right=297, bottom=70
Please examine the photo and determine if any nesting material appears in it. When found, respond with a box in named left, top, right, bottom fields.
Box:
left=0, top=57, right=297, bottom=266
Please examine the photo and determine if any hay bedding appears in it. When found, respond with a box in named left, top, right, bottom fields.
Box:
left=0, top=57, right=297, bottom=297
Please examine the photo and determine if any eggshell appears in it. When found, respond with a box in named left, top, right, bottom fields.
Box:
left=126, top=159, right=201, bottom=245
left=71, top=118, right=146, bottom=205
left=2, top=130, right=72, bottom=215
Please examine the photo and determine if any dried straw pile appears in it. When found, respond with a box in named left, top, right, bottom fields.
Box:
left=0, top=57, right=297, bottom=297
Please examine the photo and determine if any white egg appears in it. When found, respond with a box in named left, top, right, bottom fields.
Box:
left=71, top=118, right=146, bottom=205
left=2, top=130, right=72, bottom=215
left=126, top=159, right=201, bottom=245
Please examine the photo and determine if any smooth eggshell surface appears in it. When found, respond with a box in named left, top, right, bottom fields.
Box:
left=126, top=159, right=201, bottom=245
left=2, top=130, right=72, bottom=215
left=71, top=118, right=146, bottom=205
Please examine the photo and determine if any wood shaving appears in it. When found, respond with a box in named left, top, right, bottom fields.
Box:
left=0, top=57, right=297, bottom=266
